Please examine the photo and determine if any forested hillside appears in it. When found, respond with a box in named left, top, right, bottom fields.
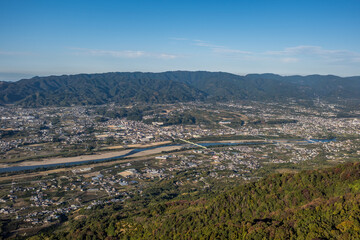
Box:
left=29, top=162, right=360, bottom=239
left=1, top=71, right=360, bottom=106
left=0, top=73, right=207, bottom=107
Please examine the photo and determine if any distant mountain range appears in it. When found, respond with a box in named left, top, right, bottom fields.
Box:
left=0, top=71, right=359, bottom=106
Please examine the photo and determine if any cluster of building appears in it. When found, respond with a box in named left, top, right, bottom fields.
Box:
left=1, top=101, right=359, bottom=235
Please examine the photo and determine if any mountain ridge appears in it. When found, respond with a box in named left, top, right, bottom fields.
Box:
left=1, top=71, right=359, bottom=107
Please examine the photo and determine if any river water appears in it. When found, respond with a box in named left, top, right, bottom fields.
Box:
left=0, top=139, right=335, bottom=173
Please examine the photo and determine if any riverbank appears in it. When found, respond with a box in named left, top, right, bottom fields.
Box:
left=0, top=149, right=133, bottom=168
left=0, top=138, right=335, bottom=173
left=103, top=140, right=173, bottom=150
left=198, top=139, right=266, bottom=143
left=0, top=145, right=182, bottom=172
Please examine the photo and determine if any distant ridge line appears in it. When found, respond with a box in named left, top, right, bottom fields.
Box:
left=0, top=71, right=359, bottom=107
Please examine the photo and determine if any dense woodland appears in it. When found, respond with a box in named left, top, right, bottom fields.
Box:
left=24, top=162, right=360, bottom=240
left=1, top=71, right=360, bottom=106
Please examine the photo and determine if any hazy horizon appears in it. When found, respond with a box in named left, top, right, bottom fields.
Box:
left=2, top=70, right=360, bottom=83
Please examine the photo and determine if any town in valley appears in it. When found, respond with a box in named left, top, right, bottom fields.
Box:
left=1, top=100, right=359, bottom=237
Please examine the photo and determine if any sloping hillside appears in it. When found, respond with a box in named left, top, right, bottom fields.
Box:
left=1, top=71, right=360, bottom=106
left=30, top=162, right=360, bottom=239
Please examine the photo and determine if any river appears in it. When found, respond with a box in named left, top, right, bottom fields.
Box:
left=0, top=139, right=335, bottom=173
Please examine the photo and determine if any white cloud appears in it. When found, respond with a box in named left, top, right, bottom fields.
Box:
left=265, top=45, right=360, bottom=63
left=192, top=40, right=253, bottom=55
left=193, top=40, right=225, bottom=48
left=71, top=48, right=178, bottom=59
left=281, top=57, right=299, bottom=63
left=187, top=39, right=360, bottom=64
left=266, top=46, right=322, bottom=55
left=212, top=48, right=253, bottom=55
left=158, top=53, right=178, bottom=59
left=90, top=49, right=146, bottom=58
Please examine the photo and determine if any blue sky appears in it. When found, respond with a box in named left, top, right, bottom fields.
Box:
left=1, top=0, right=360, bottom=81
